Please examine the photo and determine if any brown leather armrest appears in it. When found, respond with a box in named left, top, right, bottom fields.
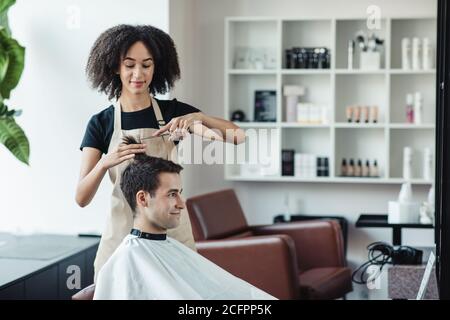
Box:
left=197, top=235, right=299, bottom=300
left=72, top=284, right=95, bottom=300
left=251, top=220, right=346, bottom=271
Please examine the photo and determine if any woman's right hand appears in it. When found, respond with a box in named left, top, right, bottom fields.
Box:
left=99, top=143, right=146, bottom=170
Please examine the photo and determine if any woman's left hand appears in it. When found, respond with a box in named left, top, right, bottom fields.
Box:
left=152, top=112, right=203, bottom=140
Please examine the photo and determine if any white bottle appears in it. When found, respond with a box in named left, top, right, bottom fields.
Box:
left=403, top=146, right=413, bottom=180
left=284, top=85, right=305, bottom=123
left=402, top=38, right=411, bottom=70
left=399, top=182, right=413, bottom=203
left=422, top=37, right=433, bottom=70
left=412, top=37, right=421, bottom=70
left=414, top=92, right=423, bottom=125
left=423, top=147, right=433, bottom=180
left=282, top=193, right=290, bottom=222
left=348, top=40, right=354, bottom=70
left=286, top=95, right=298, bottom=122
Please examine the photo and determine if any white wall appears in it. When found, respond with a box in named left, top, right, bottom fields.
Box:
left=169, top=0, right=437, bottom=298
left=0, top=0, right=169, bottom=235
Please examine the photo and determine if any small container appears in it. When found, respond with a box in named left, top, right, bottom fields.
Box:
left=371, top=106, right=379, bottom=123
left=370, top=160, right=379, bottom=177
left=362, top=106, right=369, bottom=123
left=354, top=106, right=361, bottom=123
left=341, top=158, right=347, bottom=176
left=406, top=93, right=414, bottom=124
left=346, top=106, right=353, bottom=122
left=402, top=38, right=411, bottom=70
left=363, top=159, right=370, bottom=177
left=355, top=159, right=362, bottom=177
left=347, top=159, right=355, bottom=177
left=403, top=147, right=413, bottom=180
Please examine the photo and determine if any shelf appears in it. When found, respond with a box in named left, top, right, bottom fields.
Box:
left=280, top=123, right=330, bottom=128
left=281, top=69, right=331, bottom=75
left=389, top=123, right=435, bottom=129
left=225, top=17, right=436, bottom=184
left=228, top=69, right=277, bottom=75
left=390, top=69, right=436, bottom=74
left=226, top=175, right=433, bottom=184
left=235, top=122, right=278, bottom=128
left=335, top=123, right=385, bottom=128
left=335, top=69, right=386, bottom=74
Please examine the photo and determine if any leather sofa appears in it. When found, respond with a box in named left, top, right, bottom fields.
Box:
left=186, top=189, right=353, bottom=300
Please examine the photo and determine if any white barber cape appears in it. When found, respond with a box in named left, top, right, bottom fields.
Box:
left=93, top=233, right=276, bottom=300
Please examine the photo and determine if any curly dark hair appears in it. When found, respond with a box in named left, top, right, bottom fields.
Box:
left=120, top=136, right=183, bottom=214
left=86, top=24, right=180, bottom=100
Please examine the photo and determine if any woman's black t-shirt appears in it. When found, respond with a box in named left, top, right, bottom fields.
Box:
left=80, top=98, right=200, bottom=154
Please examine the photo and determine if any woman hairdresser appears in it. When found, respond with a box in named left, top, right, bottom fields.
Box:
left=75, top=24, right=245, bottom=281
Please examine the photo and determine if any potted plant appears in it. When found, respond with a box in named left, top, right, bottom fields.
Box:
left=0, top=0, right=28, bottom=165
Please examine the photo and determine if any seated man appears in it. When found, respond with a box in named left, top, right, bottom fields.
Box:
left=94, top=136, right=275, bottom=300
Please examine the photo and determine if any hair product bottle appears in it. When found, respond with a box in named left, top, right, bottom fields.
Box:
left=412, top=37, right=422, bottom=70
left=354, top=106, right=361, bottom=123
left=363, top=159, right=370, bottom=177
left=341, top=158, right=347, bottom=176
left=370, top=160, right=379, bottom=177
left=355, top=159, right=362, bottom=177
left=402, top=38, right=411, bottom=70
left=371, top=106, right=379, bottom=123
left=423, top=147, right=433, bottom=180
left=346, top=106, right=353, bottom=122
left=362, top=106, right=369, bottom=123
left=414, top=92, right=423, bottom=125
left=347, top=159, right=355, bottom=177
left=403, top=147, right=413, bottom=180
left=422, top=37, right=433, bottom=70
left=406, top=93, right=414, bottom=124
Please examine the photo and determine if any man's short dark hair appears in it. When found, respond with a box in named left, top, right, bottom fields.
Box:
left=86, top=24, right=180, bottom=100
left=120, top=136, right=183, bottom=213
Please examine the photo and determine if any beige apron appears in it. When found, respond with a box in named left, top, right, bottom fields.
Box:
left=93, top=97, right=196, bottom=281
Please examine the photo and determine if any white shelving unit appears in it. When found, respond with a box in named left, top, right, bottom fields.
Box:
left=224, top=16, right=436, bottom=184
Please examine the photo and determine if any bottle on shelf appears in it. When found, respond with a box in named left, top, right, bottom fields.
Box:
left=406, top=93, right=414, bottom=124
left=403, top=147, right=413, bottom=180
left=402, top=38, right=411, bottom=70
left=341, top=158, right=347, bottom=176
left=346, top=106, right=353, bottom=122
left=414, top=92, right=423, bottom=125
left=423, top=147, right=433, bottom=180
left=362, top=106, right=369, bottom=123
left=371, top=106, right=379, bottom=123
left=355, top=159, right=362, bottom=177
left=370, top=160, right=379, bottom=177
left=363, top=159, right=370, bottom=177
left=354, top=106, right=361, bottom=123
left=422, top=37, right=433, bottom=70
left=347, top=159, right=355, bottom=177
left=348, top=40, right=354, bottom=70
left=412, top=37, right=422, bottom=70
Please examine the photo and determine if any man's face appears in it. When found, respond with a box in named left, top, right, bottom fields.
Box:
left=143, top=172, right=184, bottom=230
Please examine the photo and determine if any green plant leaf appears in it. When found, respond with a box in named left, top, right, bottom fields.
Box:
left=0, top=116, right=29, bottom=165
left=0, top=28, right=24, bottom=99
left=0, top=43, right=9, bottom=83
left=0, top=0, right=15, bottom=16
left=0, top=0, right=14, bottom=34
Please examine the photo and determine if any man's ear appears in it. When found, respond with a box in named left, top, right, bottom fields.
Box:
left=136, top=190, right=148, bottom=208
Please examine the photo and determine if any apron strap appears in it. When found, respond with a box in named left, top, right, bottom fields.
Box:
left=111, top=100, right=123, bottom=145
left=151, top=97, right=166, bottom=129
